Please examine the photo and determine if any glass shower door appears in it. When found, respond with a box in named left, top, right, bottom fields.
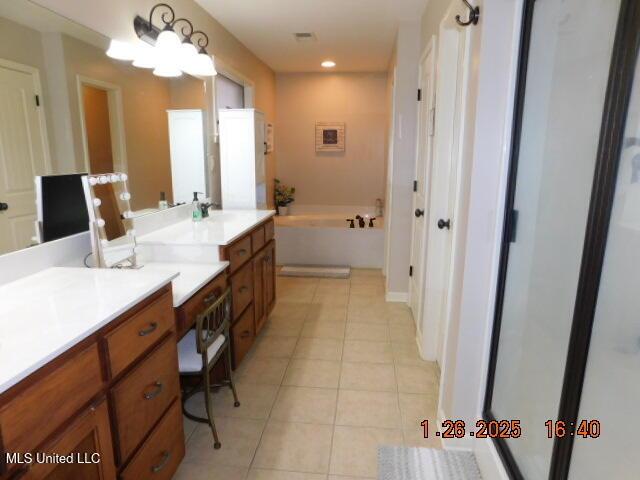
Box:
left=486, top=0, right=622, bottom=477
left=568, top=47, right=640, bottom=480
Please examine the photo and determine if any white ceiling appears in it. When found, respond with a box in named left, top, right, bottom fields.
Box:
left=195, top=0, right=426, bottom=73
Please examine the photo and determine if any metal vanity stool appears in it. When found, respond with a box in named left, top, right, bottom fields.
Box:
left=177, top=288, right=240, bottom=449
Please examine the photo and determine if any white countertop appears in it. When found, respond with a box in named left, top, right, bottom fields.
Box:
left=0, top=267, right=177, bottom=395
left=142, top=261, right=228, bottom=307
left=137, top=210, right=275, bottom=247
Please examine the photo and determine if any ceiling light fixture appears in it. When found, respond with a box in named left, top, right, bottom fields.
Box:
left=105, top=3, right=217, bottom=78
left=321, top=60, right=336, bottom=68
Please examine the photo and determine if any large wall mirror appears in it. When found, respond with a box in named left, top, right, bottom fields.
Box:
left=0, top=0, right=219, bottom=256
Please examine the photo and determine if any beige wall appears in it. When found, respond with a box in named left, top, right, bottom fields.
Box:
left=33, top=0, right=278, bottom=207
left=275, top=73, right=388, bottom=207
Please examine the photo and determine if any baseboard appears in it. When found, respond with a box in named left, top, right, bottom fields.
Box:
left=385, top=291, right=408, bottom=302
left=438, top=408, right=474, bottom=451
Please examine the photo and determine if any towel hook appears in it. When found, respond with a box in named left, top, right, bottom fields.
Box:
left=456, top=0, right=480, bottom=26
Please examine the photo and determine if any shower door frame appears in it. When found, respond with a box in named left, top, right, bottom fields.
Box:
left=482, top=0, right=640, bottom=478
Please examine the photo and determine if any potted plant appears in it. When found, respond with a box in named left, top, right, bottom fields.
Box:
left=275, top=179, right=295, bottom=216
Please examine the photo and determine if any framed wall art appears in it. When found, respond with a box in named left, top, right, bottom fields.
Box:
left=315, top=122, right=345, bottom=152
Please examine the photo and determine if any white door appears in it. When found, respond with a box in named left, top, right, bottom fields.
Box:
left=0, top=63, right=49, bottom=255
left=421, top=16, right=468, bottom=363
left=409, top=42, right=436, bottom=322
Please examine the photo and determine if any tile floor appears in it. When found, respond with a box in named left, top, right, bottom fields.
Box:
left=175, top=269, right=441, bottom=480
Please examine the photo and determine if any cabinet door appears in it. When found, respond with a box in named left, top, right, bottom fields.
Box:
left=25, top=400, right=116, bottom=480
left=264, top=241, right=276, bottom=312
left=253, top=249, right=267, bottom=334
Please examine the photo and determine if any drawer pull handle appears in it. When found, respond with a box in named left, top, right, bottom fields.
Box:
left=240, top=330, right=252, bottom=339
left=138, top=322, right=158, bottom=337
left=204, top=292, right=218, bottom=304
left=237, top=248, right=248, bottom=256
left=151, top=451, right=171, bottom=473
left=239, top=286, right=249, bottom=294
left=144, top=381, right=163, bottom=400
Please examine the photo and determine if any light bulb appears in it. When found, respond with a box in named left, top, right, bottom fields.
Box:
left=180, top=42, right=200, bottom=73
left=93, top=198, right=102, bottom=207
left=106, top=39, right=136, bottom=61
left=98, top=176, right=109, bottom=184
left=110, top=174, right=120, bottom=183
left=89, top=177, right=98, bottom=186
left=321, top=60, right=336, bottom=68
left=188, top=52, right=217, bottom=77
left=122, top=210, right=133, bottom=219
left=154, top=58, right=182, bottom=77
left=96, top=219, right=106, bottom=228
left=132, top=41, right=157, bottom=69
left=120, top=192, right=131, bottom=201
left=119, top=173, right=128, bottom=182
left=156, top=29, right=181, bottom=52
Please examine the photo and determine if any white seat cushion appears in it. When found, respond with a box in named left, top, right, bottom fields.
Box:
left=177, top=330, right=226, bottom=373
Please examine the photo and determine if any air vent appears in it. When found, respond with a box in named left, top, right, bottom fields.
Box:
left=293, top=32, right=317, bottom=42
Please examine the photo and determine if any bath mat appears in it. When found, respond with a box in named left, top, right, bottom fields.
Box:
left=378, top=445, right=482, bottom=480
left=279, top=265, right=350, bottom=278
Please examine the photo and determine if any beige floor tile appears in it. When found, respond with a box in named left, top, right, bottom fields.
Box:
left=345, top=322, right=389, bottom=343
left=277, top=277, right=319, bottom=287
left=235, top=357, right=289, bottom=385
left=183, top=415, right=199, bottom=443
left=398, top=393, right=438, bottom=431
left=347, top=295, right=387, bottom=311
left=395, top=364, right=439, bottom=394
left=252, top=336, right=299, bottom=358
left=306, top=305, right=347, bottom=323
left=248, top=469, right=327, bottom=480
left=174, top=463, right=248, bottom=480
left=270, top=302, right=312, bottom=321
left=329, top=425, right=402, bottom=478
left=294, top=338, right=343, bottom=360
left=301, top=320, right=346, bottom=340
left=391, top=342, right=428, bottom=366
left=389, top=323, right=416, bottom=344
left=262, top=317, right=306, bottom=338
left=328, top=476, right=372, bottom=480
left=271, top=386, right=338, bottom=424
left=204, top=382, right=279, bottom=420
left=342, top=340, right=393, bottom=364
left=312, top=293, right=350, bottom=307
left=279, top=287, right=317, bottom=303
left=346, top=307, right=389, bottom=325
left=184, top=417, right=265, bottom=467
left=403, top=427, right=443, bottom=449
left=335, top=390, right=401, bottom=429
left=319, top=278, right=350, bottom=286
left=315, top=283, right=350, bottom=296
left=339, top=362, right=396, bottom=392
left=386, top=309, right=414, bottom=326
left=348, top=284, right=385, bottom=297
left=254, top=421, right=333, bottom=473
left=283, top=359, right=341, bottom=388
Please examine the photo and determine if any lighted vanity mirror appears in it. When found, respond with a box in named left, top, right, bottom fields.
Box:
left=0, top=0, right=212, bottom=256
left=82, top=173, right=137, bottom=268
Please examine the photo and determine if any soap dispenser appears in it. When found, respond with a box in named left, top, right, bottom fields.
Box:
left=192, top=192, right=203, bottom=222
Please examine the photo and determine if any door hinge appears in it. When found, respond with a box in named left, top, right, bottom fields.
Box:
left=417, top=89, right=422, bottom=101
left=35, top=95, right=40, bottom=107
left=413, top=180, right=418, bottom=192
left=409, top=266, right=413, bottom=277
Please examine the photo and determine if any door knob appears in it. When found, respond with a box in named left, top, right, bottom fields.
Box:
left=415, top=209, right=425, bottom=218
left=437, top=218, right=451, bottom=230
left=0, top=202, right=7, bottom=211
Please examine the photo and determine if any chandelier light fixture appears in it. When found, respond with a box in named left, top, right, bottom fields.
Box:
left=106, top=2, right=217, bottom=78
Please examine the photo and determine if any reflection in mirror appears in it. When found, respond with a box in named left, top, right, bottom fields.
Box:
left=82, top=173, right=137, bottom=268
left=0, top=0, right=213, bottom=256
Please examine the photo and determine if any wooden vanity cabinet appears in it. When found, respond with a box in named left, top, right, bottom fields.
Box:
left=0, top=285, right=184, bottom=480
left=220, top=218, right=276, bottom=369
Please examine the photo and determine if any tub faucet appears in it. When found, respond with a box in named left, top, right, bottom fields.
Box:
left=368, top=217, right=376, bottom=228
left=355, top=215, right=366, bottom=228
left=346, top=218, right=355, bottom=228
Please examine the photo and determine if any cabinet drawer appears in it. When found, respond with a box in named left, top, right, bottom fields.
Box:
left=231, top=304, right=255, bottom=368
left=111, top=335, right=180, bottom=462
left=226, top=235, right=252, bottom=273
left=251, top=226, right=265, bottom=253
left=104, top=289, right=174, bottom=379
left=120, top=400, right=184, bottom=480
left=0, top=344, right=103, bottom=465
left=264, top=219, right=275, bottom=242
left=175, top=272, right=227, bottom=339
left=231, top=261, right=253, bottom=320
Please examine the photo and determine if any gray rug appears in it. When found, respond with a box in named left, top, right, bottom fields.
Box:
left=378, top=446, right=482, bottom=480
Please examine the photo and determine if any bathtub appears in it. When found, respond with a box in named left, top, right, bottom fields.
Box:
left=275, top=212, right=384, bottom=268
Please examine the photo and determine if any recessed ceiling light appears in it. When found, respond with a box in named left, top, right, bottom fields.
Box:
left=321, top=60, right=336, bottom=68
